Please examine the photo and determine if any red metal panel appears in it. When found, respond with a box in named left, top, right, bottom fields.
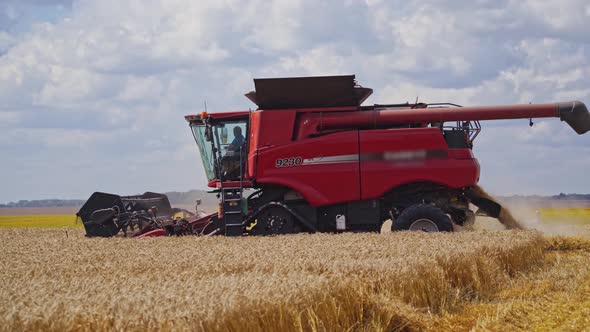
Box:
left=447, top=149, right=474, bottom=159
left=135, top=229, right=167, bottom=238
left=248, top=110, right=298, bottom=179
left=255, top=131, right=360, bottom=207
left=359, top=128, right=479, bottom=200
left=256, top=110, right=297, bottom=146
left=248, top=112, right=262, bottom=178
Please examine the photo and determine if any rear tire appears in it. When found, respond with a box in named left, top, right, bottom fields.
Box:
left=393, top=204, right=453, bottom=232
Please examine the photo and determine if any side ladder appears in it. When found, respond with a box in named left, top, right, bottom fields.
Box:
left=220, top=144, right=245, bottom=236
left=221, top=187, right=243, bottom=236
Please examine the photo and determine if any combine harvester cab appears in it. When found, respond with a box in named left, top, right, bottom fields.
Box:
left=185, top=75, right=590, bottom=236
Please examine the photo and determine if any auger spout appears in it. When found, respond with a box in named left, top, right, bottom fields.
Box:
left=557, top=101, right=590, bottom=134
left=296, top=101, right=590, bottom=139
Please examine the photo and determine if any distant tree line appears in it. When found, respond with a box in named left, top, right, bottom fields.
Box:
left=553, top=193, right=590, bottom=200
left=500, top=193, right=590, bottom=201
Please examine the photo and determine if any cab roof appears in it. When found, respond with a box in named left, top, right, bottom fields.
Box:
left=184, top=111, right=249, bottom=124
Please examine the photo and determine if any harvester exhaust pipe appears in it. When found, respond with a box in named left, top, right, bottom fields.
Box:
left=558, top=101, right=590, bottom=134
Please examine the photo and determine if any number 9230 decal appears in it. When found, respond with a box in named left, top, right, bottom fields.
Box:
left=275, top=157, right=303, bottom=168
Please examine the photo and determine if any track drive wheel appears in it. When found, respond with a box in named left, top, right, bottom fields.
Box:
left=250, top=206, right=301, bottom=235
left=392, top=204, right=453, bottom=232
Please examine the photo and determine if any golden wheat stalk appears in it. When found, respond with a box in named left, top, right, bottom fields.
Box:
left=0, top=228, right=546, bottom=331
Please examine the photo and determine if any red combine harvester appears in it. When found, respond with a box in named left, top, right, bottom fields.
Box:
left=78, top=75, right=590, bottom=237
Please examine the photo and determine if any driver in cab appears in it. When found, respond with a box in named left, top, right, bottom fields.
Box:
left=226, top=126, right=244, bottom=154
left=222, top=126, right=245, bottom=179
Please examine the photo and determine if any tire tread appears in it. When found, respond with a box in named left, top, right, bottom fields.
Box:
left=393, top=204, right=453, bottom=232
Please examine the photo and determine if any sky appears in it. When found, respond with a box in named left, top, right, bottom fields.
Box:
left=1, top=0, right=589, bottom=202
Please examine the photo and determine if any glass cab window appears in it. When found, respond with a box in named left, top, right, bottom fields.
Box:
left=191, top=124, right=216, bottom=181
left=191, top=120, right=248, bottom=182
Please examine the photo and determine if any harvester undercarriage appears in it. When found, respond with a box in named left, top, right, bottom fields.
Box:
left=76, top=183, right=505, bottom=238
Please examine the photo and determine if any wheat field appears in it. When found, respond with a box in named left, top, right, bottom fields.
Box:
left=1, top=228, right=560, bottom=331
left=0, top=215, right=80, bottom=228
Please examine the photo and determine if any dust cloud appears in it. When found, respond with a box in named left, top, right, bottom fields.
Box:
left=493, top=200, right=590, bottom=236
left=472, top=185, right=524, bottom=230
left=474, top=186, right=590, bottom=236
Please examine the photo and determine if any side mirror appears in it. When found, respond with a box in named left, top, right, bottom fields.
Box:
left=221, top=127, right=228, bottom=144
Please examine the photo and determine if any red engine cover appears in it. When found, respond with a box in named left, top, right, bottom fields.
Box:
left=254, top=126, right=479, bottom=207
left=255, top=131, right=361, bottom=207
left=359, top=128, right=479, bottom=200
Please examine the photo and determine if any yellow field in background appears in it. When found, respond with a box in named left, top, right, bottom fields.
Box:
left=0, top=215, right=81, bottom=228
left=538, top=208, right=590, bottom=224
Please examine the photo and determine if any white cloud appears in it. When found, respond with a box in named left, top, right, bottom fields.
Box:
left=238, top=0, right=304, bottom=52
left=0, top=31, right=15, bottom=53
left=42, top=128, right=109, bottom=147
left=36, top=66, right=113, bottom=106
left=0, top=111, right=20, bottom=126
left=117, top=76, right=164, bottom=102
left=0, top=127, right=114, bottom=148
left=1, top=0, right=590, bottom=201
